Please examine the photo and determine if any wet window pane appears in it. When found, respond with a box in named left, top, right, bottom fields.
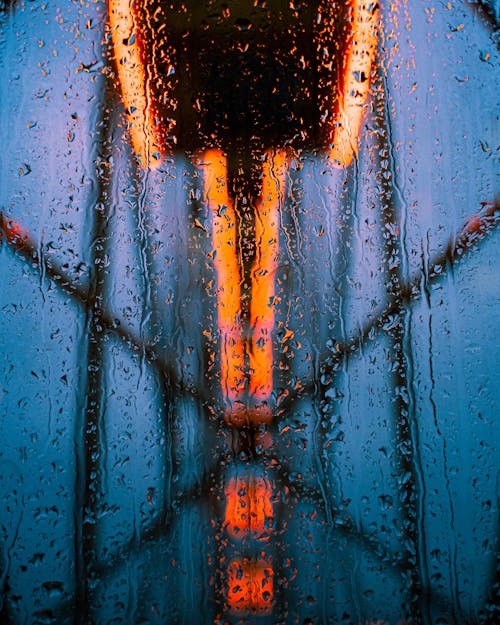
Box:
left=0, top=1, right=498, bottom=624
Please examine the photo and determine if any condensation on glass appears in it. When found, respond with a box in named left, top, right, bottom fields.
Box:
left=0, top=1, right=498, bottom=624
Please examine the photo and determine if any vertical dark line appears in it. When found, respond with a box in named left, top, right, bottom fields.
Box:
left=480, top=538, right=500, bottom=625
left=375, top=70, right=425, bottom=623
left=422, top=233, right=461, bottom=623
left=73, top=80, right=112, bottom=625
left=313, top=163, right=358, bottom=586
left=134, top=171, right=176, bottom=530
left=159, top=372, right=175, bottom=527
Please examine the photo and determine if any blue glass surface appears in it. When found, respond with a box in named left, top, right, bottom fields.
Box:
left=0, top=2, right=498, bottom=624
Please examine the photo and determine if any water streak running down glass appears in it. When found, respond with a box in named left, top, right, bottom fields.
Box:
left=0, top=0, right=498, bottom=624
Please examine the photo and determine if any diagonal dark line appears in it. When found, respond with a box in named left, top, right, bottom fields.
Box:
left=2, top=198, right=497, bottom=426
left=2, top=197, right=497, bottom=425
left=0, top=211, right=208, bottom=404
left=273, top=197, right=499, bottom=421
left=274, top=463, right=405, bottom=571
left=87, top=437, right=414, bottom=584
left=43, top=441, right=460, bottom=624
left=38, top=478, right=213, bottom=624
left=275, top=465, right=457, bottom=615
left=88, top=461, right=404, bottom=579
left=2, top=197, right=495, bottom=619
left=3, top=180, right=489, bottom=616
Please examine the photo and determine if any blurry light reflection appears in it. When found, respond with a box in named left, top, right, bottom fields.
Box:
left=224, top=472, right=274, bottom=541
left=226, top=557, right=274, bottom=615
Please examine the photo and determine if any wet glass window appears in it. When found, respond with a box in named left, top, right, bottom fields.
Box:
left=0, top=1, right=498, bottom=624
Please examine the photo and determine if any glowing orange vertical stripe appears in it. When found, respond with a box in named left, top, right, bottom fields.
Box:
left=108, top=0, right=161, bottom=168
left=329, top=0, right=379, bottom=167
left=201, top=150, right=245, bottom=409
left=248, top=150, right=286, bottom=410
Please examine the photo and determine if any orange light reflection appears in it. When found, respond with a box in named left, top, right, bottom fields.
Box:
left=249, top=151, right=286, bottom=409
left=227, top=558, right=273, bottom=615
left=330, top=0, right=379, bottom=167
left=108, top=0, right=163, bottom=168
left=202, top=150, right=287, bottom=426
left=224, top=475, right=274, bottom=541
left=202, top=150, right=246, bottom=409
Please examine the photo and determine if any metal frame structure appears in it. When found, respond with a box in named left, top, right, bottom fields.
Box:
left=0, top=1, right=498, bottom=624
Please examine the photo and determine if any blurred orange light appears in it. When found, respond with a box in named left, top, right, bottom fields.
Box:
left=202, top=149, right=287, bottom=427
left=108, top=0, right=163, bottom=168
left=224, top=474, right=274, bottom=540
left=248, top=150, right=287, bottom=409
left=201, top=150, right=246, bottom=409
left=227, top=558, right=273, bottom=614
left=330, top=0, right=379, bottom=167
